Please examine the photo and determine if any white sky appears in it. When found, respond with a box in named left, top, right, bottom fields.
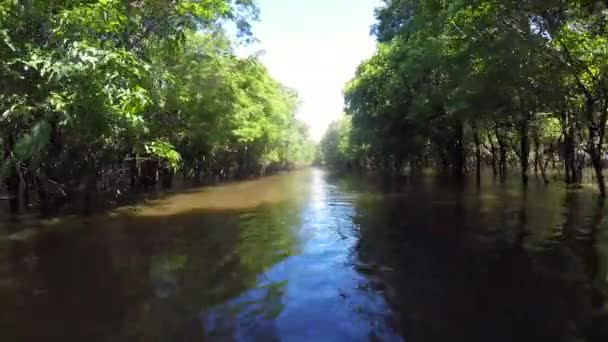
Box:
left=239, top=0, right=380, bottom=141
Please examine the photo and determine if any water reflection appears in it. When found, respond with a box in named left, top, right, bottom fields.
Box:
left=201, top=168, right=398, bottom=341
left=346, top=173, right=608, bottom=342
left=0, top=169, right=607, bottom=341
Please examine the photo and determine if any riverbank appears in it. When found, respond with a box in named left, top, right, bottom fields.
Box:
left=0, top=164, right=310, bottom=221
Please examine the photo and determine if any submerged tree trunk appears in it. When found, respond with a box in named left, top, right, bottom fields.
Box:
left=16, top=164, right=26, bottom=213
left=35, top=171, right=50, bottom=217
left=565, top=135, right=576, bottom=185
left=160, top=160, right=173, bottom=189
left=599, top=100, right=607, bottom=197
left=576, top=91, right=607, bottom=196
left=487, top=133, right=497, bottom=178
left=539, top=155, right=550, bottom=184
left=564, top=138, right=572, bottom=185
left=130, top=154, right=138, bottom=187
left=588, top=102, right=607, bottom=197
left=83, top=172, right=97, bottom=215
left=23, top=172, right=31, bottom=210
left=473, top=122, right=481, bottom=186
left=194, top=159, right=202, bottom=183
left=533, top=134, right=540, bottom=177
left=590, top=150, right=606, bottom=197
left=4, top=173, right=20, bottom=217
left=495, top=125, right=507, bottom=181
left=560, top=110, right=571, bottom=184
left=520, top=112, right=531, bottom=186
left=535, top=139, right=550, bottom=185
left=562, top=110, right=581, bottom=186
left=2, top=134, right=19, bottom=217
left=453, top=121, right=465, bottom=177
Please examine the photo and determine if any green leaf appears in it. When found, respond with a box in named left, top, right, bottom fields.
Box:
left=14, top=121, right=52, bottom=161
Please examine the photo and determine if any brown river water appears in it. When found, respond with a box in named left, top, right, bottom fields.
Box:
left=1, top=168, right=608, bottom=341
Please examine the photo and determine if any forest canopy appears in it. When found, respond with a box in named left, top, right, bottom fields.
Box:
left=0, top=0, right=315, bottom=216
left=321, top=0, right=608, bottom=196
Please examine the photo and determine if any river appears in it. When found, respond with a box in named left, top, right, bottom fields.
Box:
left=1, top=168, right=608, bottom=341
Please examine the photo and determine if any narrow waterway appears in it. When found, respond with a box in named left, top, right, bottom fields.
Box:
left=1, top=168, right=608, bottom=341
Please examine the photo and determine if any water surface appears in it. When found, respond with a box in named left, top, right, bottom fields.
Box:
left=1, top=168, right=608, bottom=341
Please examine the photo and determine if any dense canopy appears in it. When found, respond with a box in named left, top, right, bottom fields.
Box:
left=0, top=0, right=315, bottom=216
left=322, top=0, right=608, bottom=196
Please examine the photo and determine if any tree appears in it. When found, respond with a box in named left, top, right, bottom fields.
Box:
left=0, top=0, right=315, bottom=216
left=335, top=0, right=608, bottom=196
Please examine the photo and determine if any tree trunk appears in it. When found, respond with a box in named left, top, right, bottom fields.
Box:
left=564, top=112, right=581, bottom=185
left=453, top=121, right=465, bottom=177
left=35, top=171, right=50, bottom=217
left=588, top=100, right=608, bottom=197
left=487, top=133, right=498, bottom=178
left=533, top=136, right=540, bottom=177
left=564, top=136, right=573, bottom=184
left=495, top=125, right=507, bottom=180
left=2, top=134, right=19, bottom=217
left=160, top=161, right=173, bottom=189
left=241, top=146, right=249, bottom=179
left=5, top=173, right=20, bottom=217
left=181, top=167, right=188, bottom=182
left=16, top=164, right=26, bottom=213
left=578, top=90, right=606, bottom=195
left=130, top=154, right=138, bottom=187
left=591, top=149, right=606, bottom=197
left=520, top=112, right=531, bottom=186
left=540, top=155, right=550, bottom=184
left=473, top=122, right=481, bottom=186
left=83, top=172, right=97, bottom=216
left=23, top=169, right=31, bottom=210
left=194, top=159, right=202, bottom=183
left=560, top=110, right=573, bottom=184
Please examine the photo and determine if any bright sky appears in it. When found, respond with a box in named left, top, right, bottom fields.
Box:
left=241, top=0, right=380, bottom=141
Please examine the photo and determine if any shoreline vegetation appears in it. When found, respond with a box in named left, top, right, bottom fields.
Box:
left=319, top=0, right=608, bottom=199
left=0, top=167, right=313, bottom=238
left=0, top=1, right=315, bottom=219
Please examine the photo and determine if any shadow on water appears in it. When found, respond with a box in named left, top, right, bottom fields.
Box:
left=0, top=168, right=607, bottom=341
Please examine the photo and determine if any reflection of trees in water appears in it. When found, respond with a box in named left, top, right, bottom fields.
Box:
left=202, top=280, right=286, bottom=341
left=124, top=201, right=301, bottom=341
left=348, top=177, right=608, bottom=342
left=3, top=173, right=608, bottom=341
left=0, top=200, right=301, bottom=341
left=557, top=194, right=608, bottom=341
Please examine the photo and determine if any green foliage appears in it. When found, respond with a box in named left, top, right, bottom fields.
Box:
left=0, top=0, right=315, bottom=209
left=334, top=0, right=608, bottom=195
left=320, top=116, right=355, bottom=168
left=14, top=120, right=51, bottom=161
left=143, top=141, right=182, bottom=170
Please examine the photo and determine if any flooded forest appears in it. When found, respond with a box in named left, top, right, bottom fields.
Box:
left=2, top=1, right=608, bottom=341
